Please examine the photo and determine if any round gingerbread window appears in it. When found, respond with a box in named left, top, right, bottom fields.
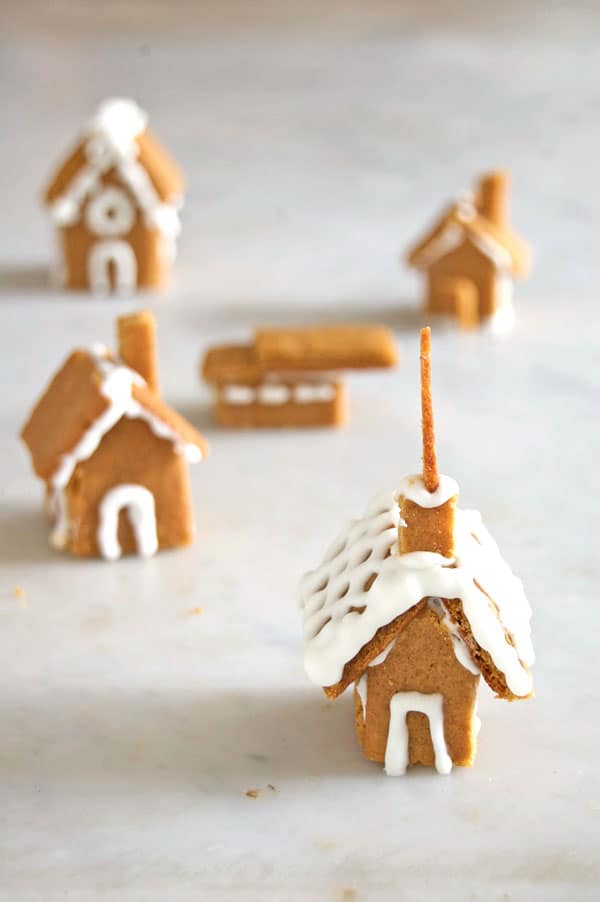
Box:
left=85, top=187, right=135, bottom=237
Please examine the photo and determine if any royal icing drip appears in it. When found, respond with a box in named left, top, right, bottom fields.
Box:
left=395, top=474, right=458, bottom=509
left=299, top=486, right=534, bottom=697
left=88, top=240, right=137, bottom=293
left=368, top=638, right=397, bottom=669
left=385, top=691, right=452, bottom=776
left=97, top=483, right=158, bottom=561
left=428, top=597, right=480, bottom=676
left=356, top=673, right=368, bottom=720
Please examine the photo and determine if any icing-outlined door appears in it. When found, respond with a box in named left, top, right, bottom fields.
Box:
left=97, top=484, right=158, bottom=560
left=88, top=240, right=137, bottom=293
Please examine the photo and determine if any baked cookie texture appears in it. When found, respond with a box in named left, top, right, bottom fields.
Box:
left=21, top=311, right=207, bottom=561
left=299, top=329, right=534, bottom=775
left=405, top=170, right=532, bottom=332
left=201, top=324, right=398, bottom=429
left=43, top=98, right=184, bottom=293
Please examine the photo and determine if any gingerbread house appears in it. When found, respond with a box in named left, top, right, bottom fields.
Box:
left=405, top=171, right=532, bottom=331
left=299, top=329, right=534, bottom=775
left=202, top=324, right=398, bottom=428
left=21, top=312, right=207, bottom=560
left=43, top=99, right=185, bottom=293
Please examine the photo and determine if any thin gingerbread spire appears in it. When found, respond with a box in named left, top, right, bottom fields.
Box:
left=420, top=326, right=439, bottom=493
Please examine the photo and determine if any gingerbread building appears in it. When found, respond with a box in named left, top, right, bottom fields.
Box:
left=299, top=329, right=534, bottom=774
left=202, top=324, right=398, bottom=428
left=43, top=99, right=185, bottom=293
left=405, top=171, right=531, bottom=331
left=21, top=312, right=207, bottom=560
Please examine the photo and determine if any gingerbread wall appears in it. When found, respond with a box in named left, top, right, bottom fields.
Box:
left=64, top=417, right=194, bottom=556
left=356, top=605, right=479, bottom=769
left=59, top=170, right=166, bottom=291
left=426, top=238, right=498, bottom=319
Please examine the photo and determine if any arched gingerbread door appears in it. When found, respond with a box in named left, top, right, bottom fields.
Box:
left=88, top=240, right=137, bottom=293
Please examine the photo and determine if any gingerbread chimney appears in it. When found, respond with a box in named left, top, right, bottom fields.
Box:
left=397, top=327, right=457, bottom=559
left=117, top=310, right=160, bottom=395
left=477, top=169, right=509, bottom=228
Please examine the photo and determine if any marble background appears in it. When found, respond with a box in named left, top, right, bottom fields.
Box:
left=0, top=2, right=599, bottom=899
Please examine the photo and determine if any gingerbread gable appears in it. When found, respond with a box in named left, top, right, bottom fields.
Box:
left=299, top=483, right=534, bottom=701
left=21, top=347, right=207, bottom=487
left=406, top=201, right=531, bottom=279
left=43, top=99, right=184, bottom=235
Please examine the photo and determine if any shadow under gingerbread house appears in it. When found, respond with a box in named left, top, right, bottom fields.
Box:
left=21, top=312, right=207, bottom=560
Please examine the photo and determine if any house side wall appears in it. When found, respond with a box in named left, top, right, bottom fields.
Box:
left=65, top=417, right=194, bottom=556
left=426, top=238, right=498, bottom=319
left=58, top=170, right=166, bottom=290
left=356, top=605, right=479, bottom=769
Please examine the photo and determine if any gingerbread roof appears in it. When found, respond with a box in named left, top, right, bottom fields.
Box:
left=21, top=347, right=207, bottom=486
left=202, top=325, right=398, bottom=384
left=299, top=481, right=534, bottom=702
left=44, top=99, right=184, bottom=224
left=406, top=200, right=531, bottom=279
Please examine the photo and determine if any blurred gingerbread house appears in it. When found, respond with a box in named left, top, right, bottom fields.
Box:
left=405, top=171, right=531, bottom=331
left=43, top=99, right=184, bottom=293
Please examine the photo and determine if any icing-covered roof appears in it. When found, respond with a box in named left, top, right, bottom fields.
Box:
left=406, top=199, right=531, bottom=279
left=299, top=484, right=534, bottom=699
left=44, top=98, right=185, bottom=213
left=21, top=347, right=207, bottom=485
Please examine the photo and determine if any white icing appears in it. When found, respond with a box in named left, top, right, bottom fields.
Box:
left=489, top=274, right=515, bottom=335
left=395, top=474, right=459, bottom=509
left=414, top=223, right=464, bottom=269
left=220, top=382, right=336, bottom=406
left=356, top=673, right=368, bottom=720
left=97, top=483, right=158, bottom=561
left=47, top=349, right=202, bottom=552
left=257, top=384, right=290, bottom=405
left=368, top=638, right=397, bottom=668
left=300, top=488, right=534, bottom=697
left=88, top=239, right=137, bottom=293
left=428, top=597, right=480, bottom=676
left=48, top=99, right=181, bottom=258
left=385, top=691, right=452, bottom=776
left=294, top=383, right=336, bottom=403
left=85, top=186, right=135, bottom=237
left=89, top=99, right=148, bottom=159
left=222, top=385, right=254, bottom=405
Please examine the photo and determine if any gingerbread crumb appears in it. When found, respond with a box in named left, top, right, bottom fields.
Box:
left=189, top=607, right=203, bottom=617
left=13, top=586, right=25, bottom=600
left=245, top=789, right=260, bottom=799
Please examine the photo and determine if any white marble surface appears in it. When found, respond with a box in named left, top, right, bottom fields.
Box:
left=1, top=2, right=599, bottom=899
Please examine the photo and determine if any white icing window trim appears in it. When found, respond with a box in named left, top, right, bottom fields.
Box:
left=85, top=186, right=136, bottom=237
left=220, top=382, right=336, bottom=407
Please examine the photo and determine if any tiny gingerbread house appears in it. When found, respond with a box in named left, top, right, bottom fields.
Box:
left=202, top=324, right=398, bottom=428
left=300, top=329, right=534, bottom=775
left=44, top=99, right=185, bottom=293
left=406, top=171, right=532, bottom=331
left=21, top=312, right=207, bottom=560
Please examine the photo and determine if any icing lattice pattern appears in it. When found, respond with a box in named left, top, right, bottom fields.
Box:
left=299, top=489, right=534, bottom=697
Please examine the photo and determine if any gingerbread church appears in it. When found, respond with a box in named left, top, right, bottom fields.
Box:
left=21, top=312, right=207, bottom=560
left=299, top=328, right=534, bottom=775
left=405, top=170, right=532, bottom=331
left=43, top=99, right=185, bottom=293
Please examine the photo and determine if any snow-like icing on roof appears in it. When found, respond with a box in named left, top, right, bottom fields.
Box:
left=88, top=98, right=148, bottom=158
left=50, top=346, right=202, bottom=492
left=299, top=486, right=534, bottom=697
